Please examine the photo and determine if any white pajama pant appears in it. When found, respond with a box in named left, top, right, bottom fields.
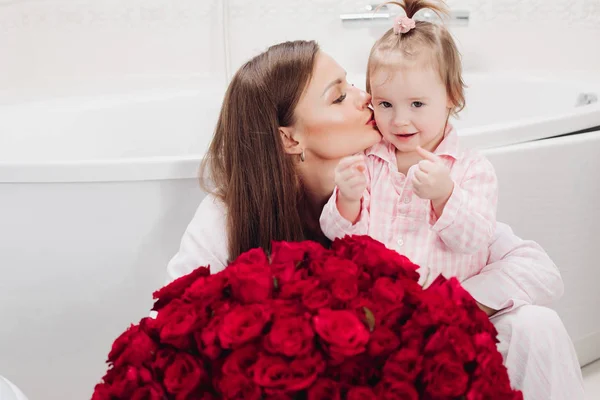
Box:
left=492, top=305, right=585, bottom=400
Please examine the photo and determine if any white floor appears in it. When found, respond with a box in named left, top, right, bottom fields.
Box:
left=583, top=359, right=600, bottom=399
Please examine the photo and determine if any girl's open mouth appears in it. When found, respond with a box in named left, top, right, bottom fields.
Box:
left=395, top=132, right=417, bottom=138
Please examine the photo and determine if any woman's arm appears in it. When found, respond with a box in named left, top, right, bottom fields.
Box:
left=165, top=194, right=229, bottom=283
left=461, top=222, right=564, bottom=316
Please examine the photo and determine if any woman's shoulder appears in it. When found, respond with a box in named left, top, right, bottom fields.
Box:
left=187, top=193, right=229, bottom=256
left=195, top=193, right=227, bottom=222
left=165, top=193, right=230, bottom=282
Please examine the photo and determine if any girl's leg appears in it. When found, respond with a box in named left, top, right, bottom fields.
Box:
left=492, top=305, right=584, bottom=399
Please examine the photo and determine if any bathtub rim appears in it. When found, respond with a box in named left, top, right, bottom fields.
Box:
left=2, top=69, right=600, bottom=184
left=2, top=117, right=600, bottom=184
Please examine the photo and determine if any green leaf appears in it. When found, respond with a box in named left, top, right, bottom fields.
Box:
left=273, top=276, right=279, bottom=290
left=363, top=306, right=375, bottom=332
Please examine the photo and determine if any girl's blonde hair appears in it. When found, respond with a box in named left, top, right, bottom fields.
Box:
left=366, top=0, right=465, bottom=116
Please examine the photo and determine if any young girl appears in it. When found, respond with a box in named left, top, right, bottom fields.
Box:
left=320, top=0, right=498, bottom=287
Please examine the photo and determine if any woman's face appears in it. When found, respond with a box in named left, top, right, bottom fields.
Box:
left=292, top=52, right=381, bottom=161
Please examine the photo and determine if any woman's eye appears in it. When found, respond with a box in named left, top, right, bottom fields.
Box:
left=333, top=93, right=347, bottom=104
left=379, top=101, right=392, bottom=108
left=412, top=101, right=424, bottom=108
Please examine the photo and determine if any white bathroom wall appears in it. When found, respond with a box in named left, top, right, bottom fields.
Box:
left=0, top=0, right=227, bottom=103
left=227, top=0, right=600, bottom=78
left=2, top=0, right=599, bottom=103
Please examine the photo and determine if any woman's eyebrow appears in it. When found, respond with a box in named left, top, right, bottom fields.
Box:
left=321, top=78, right=342, bottom=97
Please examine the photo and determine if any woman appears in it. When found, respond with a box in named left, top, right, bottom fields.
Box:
left=166, top=41, right=583, bottom=399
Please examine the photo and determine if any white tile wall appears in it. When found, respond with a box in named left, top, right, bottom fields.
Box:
left=228, top=0, right=600, bottom=79
left=1, top=0, right=599, bottom=99
left=0, top=0, right=226, bottom=101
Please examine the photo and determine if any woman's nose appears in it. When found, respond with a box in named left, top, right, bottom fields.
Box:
left=356, top=89, right=371, bottom=109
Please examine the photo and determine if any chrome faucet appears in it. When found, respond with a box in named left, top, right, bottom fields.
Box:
left=340, top=4, right=469, bottom=26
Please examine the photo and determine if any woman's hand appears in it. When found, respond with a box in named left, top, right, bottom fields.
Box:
left=476, top=301, right=498, bottom=317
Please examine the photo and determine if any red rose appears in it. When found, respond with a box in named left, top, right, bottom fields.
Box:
left=473, top=350, right=509, bottom=382
left=252, top=353, right=320, bottom=392
left=107, top=322, right=157, bottom=368
left=271, top=261, right=297, bottom=284
left=271, top=299, right=306, bottom=319
left=218, top=304, right=272, bottom=349
left=264, top=316, right=314, bottom=357
left=195, top=315, right=223, bottom=360
left=155, top=299, right=205, bottom=349
left=333, top=355, right=380, bottom=387
left=221, top=344, right=260, bottom=377
left=233, top=247, right=269, bottom=265
left=331, top=236, right=419, bottom=282
left=473, top=332, right=498, bottom=353
left=467, top=377, right=524, bottom=400
left=263, top=393, right=294, bottom=400
left=311, top=257, right=359, bottom=289
left=469, top=308, right=499, bottom=336
left=102, top=365, right=155, bottom=398
left=219, top=374, right=262, bottom=400
left=330, top=235, right=379, bottom=259
left=182, top=274, right=228, bottom=306
left=280, top=278, right=319, bottom=299
left=422, top=351, right=469, bottom=397
left=399, top=278, right=426, bottom=307
left=375, top=378, right=419, bottom=400
left=331, top=276, right=359, bottom=302
left=472, top=342, right=514, bottom=388
left=229, top=263, right=273, bottom=304
left=307, top=378, right=341, bottom=400
left=163, top=351, right=208, bottom=397
left=368, top=326, right=400, bottom=357
left=397, top=318, right=427, bottom=351
left=130, top=382, right=166, bottom=400
left=377, top=303, right=413, bottom=331
left=347, top=386, right=377, bottom=400
left=302, top=288, right=332, bottom=310
left=428, top=275, right=478, bottom=309
left=313, top=309, right=369, bottom=361
left=271, top=240, right=325, bottom=264
left=424, top=325, right=476, bottom=362
left=91, top=383, right=111, bottom=400
left=152, top=266, right=211, bottom=311
left=373, top=277, right=405, bottom=304
left=383, top=348, right=423, bottom=382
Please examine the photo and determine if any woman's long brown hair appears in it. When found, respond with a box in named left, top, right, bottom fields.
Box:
left=200, top=40, right=320, bottom=261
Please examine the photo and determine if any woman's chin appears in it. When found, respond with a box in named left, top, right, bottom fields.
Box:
left=364, top=129, right=383, bottom=147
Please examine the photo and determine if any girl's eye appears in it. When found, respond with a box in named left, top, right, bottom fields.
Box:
left=412, top=101, right=424, bottom=108
left=333, top=93, right=347, bottom=104
left=379, top=101, right=392, bottom=108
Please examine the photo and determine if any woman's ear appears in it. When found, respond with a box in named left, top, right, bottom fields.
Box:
left=279, top=127, right=303, bottom=156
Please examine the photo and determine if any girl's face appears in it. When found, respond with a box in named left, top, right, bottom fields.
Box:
left=370, top=63, right=452, bottom=154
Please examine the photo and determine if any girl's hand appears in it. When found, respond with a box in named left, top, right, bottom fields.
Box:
left=412, top=146, right=454, bottom=204
left=335, top=155, right=367, bottom=203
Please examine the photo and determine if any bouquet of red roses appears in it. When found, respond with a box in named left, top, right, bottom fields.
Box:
left=93, top=236, right=522, bottom=399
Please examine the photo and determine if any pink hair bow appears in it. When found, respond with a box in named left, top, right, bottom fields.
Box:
left=393, top=15, right=416, bottom=34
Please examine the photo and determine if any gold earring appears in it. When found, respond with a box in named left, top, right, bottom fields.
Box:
left=300, top=150, right=305, bottom=162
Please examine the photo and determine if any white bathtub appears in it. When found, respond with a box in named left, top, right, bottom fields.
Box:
left=0, top=73, right=599, bottom=399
